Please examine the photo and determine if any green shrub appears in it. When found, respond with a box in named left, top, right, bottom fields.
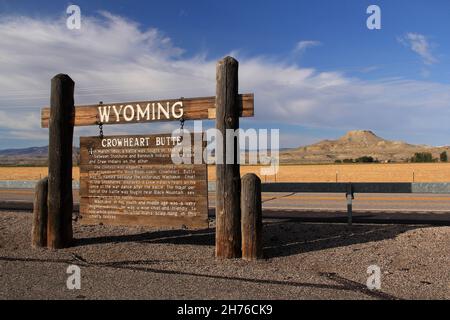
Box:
left=411, top=152, right=434, bottom=163
left=355, top=156, right=375, bottom=163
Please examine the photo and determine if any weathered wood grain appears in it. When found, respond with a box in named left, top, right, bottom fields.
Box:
left=47, top=74, right=74, bottom=249
left=80, top=213, right=209, bottom=229
left=79, top=176, right=208, bottom=197
left=241, top=173, right=263, bottom=260
left=79, top=134, right=205, bottom=167
left=79, top=133, right=209, bottom=229
left=31, top=177, right=48, bottom=248
left=41, top=94, right=254, bottom=128
left=215, top=56, right=242, bottom=259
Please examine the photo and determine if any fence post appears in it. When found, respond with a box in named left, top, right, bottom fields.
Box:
left=241, top=174, right=263, bottom=260
left=32, top=177, right=48, bottom=248
left=215, top=56, right=241, bottom=258
left=47, top=74, right=75, bottom=249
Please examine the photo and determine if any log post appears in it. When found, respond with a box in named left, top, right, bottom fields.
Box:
left=47, top=74, right=75, bottom=249
left=215, top=56, right=241, bottom=258
left=32, top=177, right=48, bottom=248
left=241, top=174, right=263, bottom=260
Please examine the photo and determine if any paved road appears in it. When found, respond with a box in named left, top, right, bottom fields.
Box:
left=1, top=189, right=450, bottom=212
left=260, top=192, right=450, bottom=212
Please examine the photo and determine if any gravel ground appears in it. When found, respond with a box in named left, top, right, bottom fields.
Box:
left=0, top=210, right=449, bottom=300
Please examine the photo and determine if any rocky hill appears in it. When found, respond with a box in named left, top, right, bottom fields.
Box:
left=280, top=130, right=450, bottom=164
left=0, top=130, right=448, bottom=165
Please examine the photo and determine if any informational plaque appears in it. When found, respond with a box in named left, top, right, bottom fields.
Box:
left=79, top=133, right=208, bottom=229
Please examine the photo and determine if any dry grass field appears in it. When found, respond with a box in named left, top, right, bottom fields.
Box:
left=0, top=167, right=80, bottom=181
left=237, top=163, right=450, bottom=183
left=1, top=163, right=450, bottom=182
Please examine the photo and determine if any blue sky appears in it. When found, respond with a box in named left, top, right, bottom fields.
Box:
left=0, top=0, right=450, bottom=148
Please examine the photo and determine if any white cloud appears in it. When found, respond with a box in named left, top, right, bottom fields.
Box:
left=293, top=40, right=322, bottom=55
left=398, top=33, right=438, bottom=65
left=0, top=110, right=39, bottom=131
left=0, top=13, right=450, bottom=148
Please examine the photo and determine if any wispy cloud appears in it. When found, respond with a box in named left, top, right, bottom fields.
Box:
left=359, top=66, right=379, bottom=73
left=398, top=33, right=438, bottom=65
left=293, top=40, right=322, bottom=55
left=0, top=14, right=449, bottom=148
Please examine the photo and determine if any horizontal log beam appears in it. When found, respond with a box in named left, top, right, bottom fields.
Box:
left=41, top=93, right=254, bottom=128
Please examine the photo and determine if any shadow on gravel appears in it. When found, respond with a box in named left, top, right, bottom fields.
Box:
left=74, top=218, right=424, bottom=260
left=0, top=255, right=398, bottom=299
left=262, top=221, right=422, bottom=259
left=74, top=228, right=215, bottom=247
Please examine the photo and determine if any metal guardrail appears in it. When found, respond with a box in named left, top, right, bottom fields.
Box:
left=259, top=182, right=450, bottom=226
left=2, top=180, right=450, bottom=194
left=0, top=180, right=80, bottom=189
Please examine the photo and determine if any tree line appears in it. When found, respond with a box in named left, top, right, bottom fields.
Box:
left=410, top=151, right=447, bottom=163
left=334, top=151, right=448, bottom=164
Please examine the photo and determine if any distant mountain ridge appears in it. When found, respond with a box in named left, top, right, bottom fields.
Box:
left=0, top=130, right=448, bottom=165
left=0, top=146, right=49, bottom=156
left=0, top=146, right=79, bottom=166
left=279, top=130, right=450, bottom=164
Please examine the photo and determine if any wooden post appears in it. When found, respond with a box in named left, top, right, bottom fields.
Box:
left=241, top=174, right=263, bottom=260
left=47, top=74, right=75, bottom=249
left=215, top=56, right=241, bottom=258
left=32, top=177, right=48, bottom=248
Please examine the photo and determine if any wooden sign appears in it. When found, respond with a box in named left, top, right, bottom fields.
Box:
left=41, top=94, right=254, bottom=128
left=79, top=133, right=208, bottom=228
